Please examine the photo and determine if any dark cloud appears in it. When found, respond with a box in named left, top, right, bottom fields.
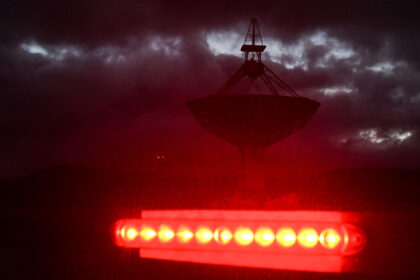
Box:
left=1, top=0, right=420, bottom=176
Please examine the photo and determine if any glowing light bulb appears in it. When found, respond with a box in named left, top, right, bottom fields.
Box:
left=320, top=228, right=341, bottom=249
left=214, top=227, right=233, bottom=245
left=177, top=226, right=194, bottom=243
left=139, top=226, right=156, bottom=241
left=276, top=228, right=296, bottom=247
left=298, top=228, right=318, bottom=248
left=119, top=227, right=126, bottom=238
left=255, top=227, right=275, bottom=247
left=234, top=227, right=254, bottom=246
left=195, top=227, right=213, bottom=244
left=126, top=227, right=138, bottom=240
left=158, top=225, right=174, bottom=242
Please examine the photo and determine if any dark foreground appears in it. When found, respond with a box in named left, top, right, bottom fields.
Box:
left=1, top=165, right=419, bottom=279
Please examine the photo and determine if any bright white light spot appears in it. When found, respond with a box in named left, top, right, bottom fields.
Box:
left=390, top=131, right=412, bottom=142
left=21, top=42, right=49, bottom=56
left=321, top=86, right=353, bottom=96
left=21, top=42, right=81, bottom=60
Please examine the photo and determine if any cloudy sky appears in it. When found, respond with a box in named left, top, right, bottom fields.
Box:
left=1, top=0, right=419, bottom=176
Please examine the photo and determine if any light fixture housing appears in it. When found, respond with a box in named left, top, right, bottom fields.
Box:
left=115, top=210, right=366, bottom=273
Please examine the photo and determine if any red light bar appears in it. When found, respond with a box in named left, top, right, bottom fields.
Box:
left=114, top=210, right=366, bottom=273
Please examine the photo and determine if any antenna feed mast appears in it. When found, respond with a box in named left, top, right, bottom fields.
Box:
left=241, top=18, right=266, bottom=62
left=240, top=18, right=266, bottom=79
left=216, top=18, right=300, bottom=97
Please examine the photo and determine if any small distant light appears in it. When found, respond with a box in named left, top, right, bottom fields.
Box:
left=177, top=226, right=194, bottom=243
left=196, top=227, right=213, bottom=244
left=276, top=228, right=296, bottom=247
left=158, top=225, right=174, bottom=242
left=234, top=227, right=254, bottom=246
left=298, top=228, right=318, bottom=248
left=214, top=227, right=233, bottom=245
left=319, top=228, right=341, bottom=249
left=255, top=227, right=275, bottom=247
left=140, top=226, right=156, bottom=241
left=126, top=227, right=138, bottom=240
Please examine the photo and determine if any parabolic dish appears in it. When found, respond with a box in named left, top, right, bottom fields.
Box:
left=187, top=94, right=320, bottom=147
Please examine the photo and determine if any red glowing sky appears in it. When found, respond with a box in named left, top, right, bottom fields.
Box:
left=1, top=1, right=420, bottom=176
